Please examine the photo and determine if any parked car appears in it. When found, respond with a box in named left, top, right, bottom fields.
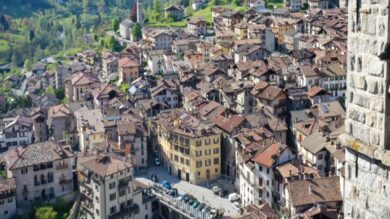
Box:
left=208, top=209, right=218, bottom=218
left=177, top=194, right=185, bottom=201
left=169, top=188, right=178, bottom=197
left=228, top=193, right=240, bottom=202
left=233, top=201, right=241, bottom=210
left=184, top=195, right=192, bottom=203
left=192, top=201, right=200, bottom=208
left=151, top=174, right=159, bottom=183
left=202, top=206, right=211, bottom=214
left=197, top=203, right=206, bottom=211
left=212, top=186, right=222, bottom=194
left=162, top=180, right=172, bottom=190
left=188, top=198, right=196, bottom=205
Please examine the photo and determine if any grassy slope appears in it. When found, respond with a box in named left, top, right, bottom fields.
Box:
left=148, top=3, right=249, bottom=28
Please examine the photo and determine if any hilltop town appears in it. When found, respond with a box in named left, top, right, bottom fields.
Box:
left=0, top=0, right=384, bottom=219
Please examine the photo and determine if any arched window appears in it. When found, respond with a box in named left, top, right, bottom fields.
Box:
left=40, top=174, right=46, bottom=184
left=47, top=172, right=54, bottom=183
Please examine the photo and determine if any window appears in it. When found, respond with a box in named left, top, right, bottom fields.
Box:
left=205, top=149, right=211, bottom=156
left=213, top=148, right=219, bottom=154
left=180, top=157, right=184, bottom=164
left=174, top=155, right=179, bottom=162
left=267, top=168, right=270, bottom=174
left=215, top=168, right=218, bottom=173
left=119, top=190, right=126, bottom=197
left=213, top=138, right=219, bottom=144
left=7, top=198, right=12, bottom=203
left=259, top=177, right=263, bottom=186
left=109, top=193, right=116, bottom=201
left=318, top=165, right=323, bottom=170
left=317, top=154, right=323, bottom=160
left=96, top=209, right=99, bottom=215
left=196, top=140, right=202, bottom=146
left=21, top=168, right=28, bottom=174
left=196, top=150, right=202, bottom=157
left=4, top=210, right=8, bottom=215
left=205, top=138, right=211, bottom=145
left=196, top=161, right=202, bottom=168
left=205, top=159, right=211, bottom=166
left=214, top=158, right=219, bottom=165
left=109, top=182, right=116, bottom=189
left=110, top=206, right=117, bottom=214
left=186, top=159, right=190, bottom=166
left=0, top=200, right=3, bottom=205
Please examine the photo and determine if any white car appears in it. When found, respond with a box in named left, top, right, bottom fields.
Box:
left=233, top=201, right=241, bottom=210
left=228, top=193, right=240, bottom=202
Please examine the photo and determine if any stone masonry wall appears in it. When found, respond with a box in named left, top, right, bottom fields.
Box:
left=344, top=148, right=390, bottom=219
left=346, top=0, right=390, bottom=149
left=343, top=0, right=390, bottom=218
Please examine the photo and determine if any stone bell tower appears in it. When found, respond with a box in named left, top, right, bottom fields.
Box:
left=136, top=0, right=143, bottom=24
left=339, top=0, right=390, bottom=218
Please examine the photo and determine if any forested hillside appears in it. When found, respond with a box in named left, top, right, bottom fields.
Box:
left=0, top=0, right=138, bottom=66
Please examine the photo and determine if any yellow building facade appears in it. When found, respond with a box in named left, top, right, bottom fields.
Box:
left=156, top=113, right=221, bottom=184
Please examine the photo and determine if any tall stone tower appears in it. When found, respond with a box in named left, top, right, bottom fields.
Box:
left=339, top=0, right=390, bottom=218
left=136, top=0, right=143, bottom=24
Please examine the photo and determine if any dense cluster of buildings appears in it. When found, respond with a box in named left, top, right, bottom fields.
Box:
left=0, top=0, right=388, bottom=218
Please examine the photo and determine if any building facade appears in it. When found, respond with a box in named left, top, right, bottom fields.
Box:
left=79, top=155, right=155, bottom=219
left=3, top=141, right=76, bottom=208
left=155, top=110, right=222, bottom=184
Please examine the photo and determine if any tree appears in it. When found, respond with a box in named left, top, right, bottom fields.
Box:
left=54, top=88, right=65, bottom=100
left=0, top=14, right=9, bottom=31
left=131, top=4, right=138, bottom=22
left=112, top=18, right=119, bottom=32
left=234, top=0, right=241, bottom=6
left=24, top=59, right=32, bottom=71
left=45, top=86, right=55, bottom=95
left=106, top=36, right=118, bottom=51
left=132, top=23, right=142, bottom=41
left=153, top=0, right=161, bottom=13
left=211, top=0, right=221, bottom=6
left=185, top=6, right=193, bottom=17
left=35, top=206, right=58, bottom=219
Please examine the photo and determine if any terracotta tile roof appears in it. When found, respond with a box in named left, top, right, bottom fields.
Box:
left=80, top=155, right=132, bottom=177
left=5, top=141, right=74, bottom=170
left=119, top=56, right=140, bottom=68
left=307, top=86, right=326, bottom=97
left=0, top=178, right=16, bottom=192
left=276, top=160, right=320, bottom=179
left=251, top=142, right=287, bottom=167
left=211, top=115, right=245, bottom=134
left=287, top=176, right=342, bottom=207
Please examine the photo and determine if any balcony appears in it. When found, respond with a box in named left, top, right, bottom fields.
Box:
left=81, top=200, right=94, bottom=215
left=56, top=163, right=69, bottom=170
left=108, top=204, right=140, bottom=219
left=59, top=178, right=72, bottom=185
left=0, top=191, right=15, bottom=199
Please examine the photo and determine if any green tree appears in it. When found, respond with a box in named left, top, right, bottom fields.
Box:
left=112, top=18, right=119, bottom=32
left=185, top=6, right=193, bottom=17
left=35, top=206, right=58, bottom=219
left=106, top=36, right=118, bottom=51
left=24, top=59, right=32, bottom=71
left=153, top=0, right=161, bottom=14
left=132, top=23, right=142, bottom=41
left=212, top=0, right=221, bottom=6
left=45, top=86, right=55, bottom=95
left=54, top=88, right=65, bottom=100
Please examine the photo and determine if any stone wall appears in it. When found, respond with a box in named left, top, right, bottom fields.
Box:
left=343, top=0, right=390, bottom=218
left=346, top=0, right=390, bottom=150
left=344, top=148, right=390, bottom=219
